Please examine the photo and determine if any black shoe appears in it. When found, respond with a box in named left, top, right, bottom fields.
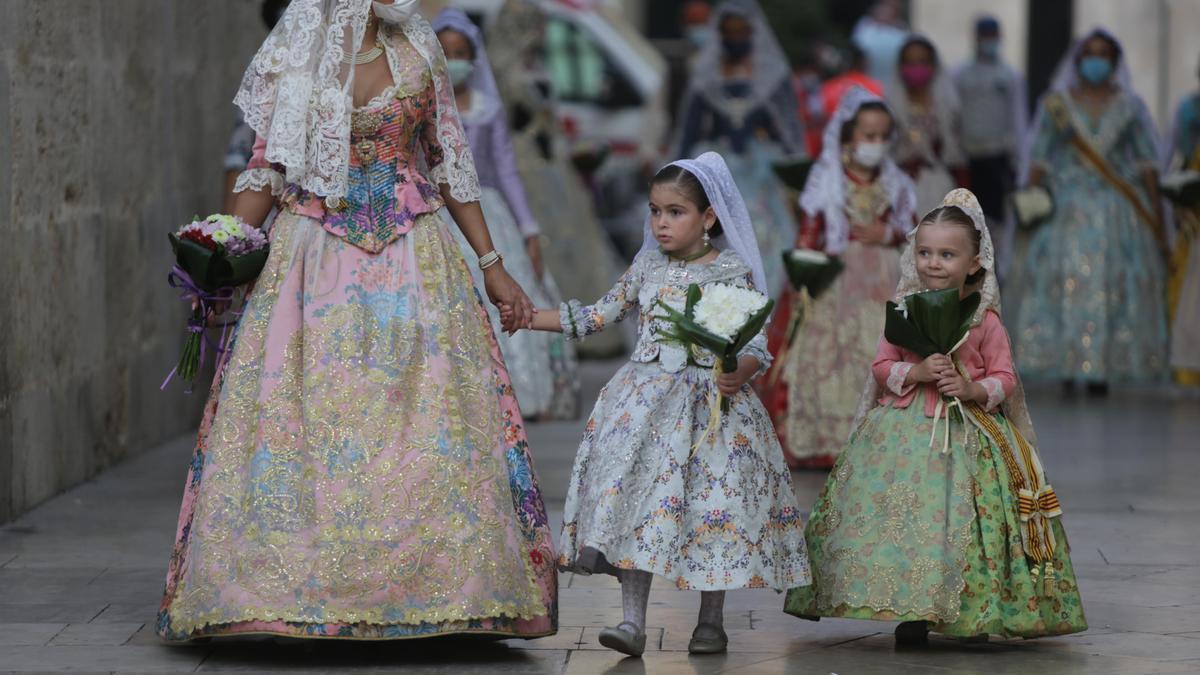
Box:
left=894, top=621, right=929, bottom=646
left=1085, top=381, right=1109, bottom=396
left=1061, top=380, right=1077, bottom=396
left=598, top=622, right=646, bottom=657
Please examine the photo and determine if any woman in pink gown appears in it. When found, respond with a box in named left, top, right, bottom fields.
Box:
left=157, top=0, right=556, bottom=641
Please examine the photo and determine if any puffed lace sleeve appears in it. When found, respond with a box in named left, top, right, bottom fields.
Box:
left=406, top=20, right=482, bottom=203
left=561, top=260, right=643, bottom=340
left=233, top=135, right=285, bottom=197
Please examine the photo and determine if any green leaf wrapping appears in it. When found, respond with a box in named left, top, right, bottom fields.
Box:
left=883, top=288, right=981, bottom=358
left=781, top=252, right=845, bottom=299
left=654, top=283, right=774, bottom=372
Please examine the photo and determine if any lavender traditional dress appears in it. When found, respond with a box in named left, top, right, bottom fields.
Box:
left=158, top=21, right=556, bottom=641
left=436, top=10, right=579, bottom=420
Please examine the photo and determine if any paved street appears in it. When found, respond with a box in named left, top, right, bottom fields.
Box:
left=1, top=359, right=1198, bottom=673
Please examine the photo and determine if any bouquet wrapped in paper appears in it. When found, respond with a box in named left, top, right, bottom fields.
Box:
left=883, top=287, right=981, bottom=452
left=766, top=249, right=845, bottom=386
left=656, top=282, right=774, bottom=413
left=163, top=214, right=269, bottom=388
left=781, top=248, right=844, bottom=340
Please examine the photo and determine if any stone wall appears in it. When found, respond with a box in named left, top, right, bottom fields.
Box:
left=0, top=1, right=266, bottom=521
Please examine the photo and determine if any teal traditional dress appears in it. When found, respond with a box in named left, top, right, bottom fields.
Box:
left=785, top=189, right=1087, bottom=639
left=1012, top=89, right=1167, bottom=383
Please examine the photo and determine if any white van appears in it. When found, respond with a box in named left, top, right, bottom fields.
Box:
left=452, top=1, right=666, bottom=155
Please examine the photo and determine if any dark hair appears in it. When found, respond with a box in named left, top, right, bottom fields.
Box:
left=899, top=35, right=940, bottom=68
left=650, top=165, right=724, bottom=237
left=262, top=0, right=289, bottom=30
left=919, top=205, right=985, bottom=286
left=435, top=27, right=478, bottom=61
left=839, top=101, right=893, bottom=145
left=1076, top=31, right=1123, bottom=67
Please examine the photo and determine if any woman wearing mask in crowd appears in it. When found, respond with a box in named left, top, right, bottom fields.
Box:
left=887, top=34, right=968, bottom=214
left=434, top=9, right=579, bottom=419
left=760, top=87, right=917, bottom=469
left=488, top=0, right=627, bottom=357
left=158, top=0, right=557, bottom=641
left=1012, top=28, right=1167, bottom=393
left=1162, top=54, right=1200, bottom=386
left=675, top=0, right=807, bottom=296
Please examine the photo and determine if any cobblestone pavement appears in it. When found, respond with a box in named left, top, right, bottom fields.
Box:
left=2, top=360, right=1198, bottom=673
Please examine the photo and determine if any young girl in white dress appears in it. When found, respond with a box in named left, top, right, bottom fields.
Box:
left=510, top=152, right=811, bottom=656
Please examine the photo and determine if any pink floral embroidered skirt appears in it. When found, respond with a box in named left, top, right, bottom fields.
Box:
left=157, top=211, right=557, bottom=640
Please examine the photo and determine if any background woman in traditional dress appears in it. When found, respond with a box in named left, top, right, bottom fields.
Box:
left=886, top=34, right=967, bottom=215
left=1011, top=28, right=1167, bottom=392
left=435, top=8, right=579, bottom=420
left=760, top=87, right=917, bottom=469
left=158, top=0, right=557, bottom=641
left=487, top=0, right=627, bottom=357
left=674, top=0, right=806, bottom=296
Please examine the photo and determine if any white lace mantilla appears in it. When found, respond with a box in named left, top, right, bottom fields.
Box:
left=232, top=1, right=480, bottom=204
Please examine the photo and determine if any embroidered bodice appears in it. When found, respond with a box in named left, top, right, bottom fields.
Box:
left=560, top=249, right=771, bottom=373
left=1030, top=91, right=1159, bottom=182
left=240, top=32, right=455, bottom=254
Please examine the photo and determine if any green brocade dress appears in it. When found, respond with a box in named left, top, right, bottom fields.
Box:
left=783, top=401, right=1087, bottom=638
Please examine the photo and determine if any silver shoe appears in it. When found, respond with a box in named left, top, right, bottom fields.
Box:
left=598, top=621, right=646, bottom=656
left=688, top=622, right=728, bottom=654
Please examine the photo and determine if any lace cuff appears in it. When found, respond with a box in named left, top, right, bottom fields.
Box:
left=430, top=159, right=482, bottom=203
left=738, top=333, right=772, bottom=377
left=234, top=168, right=285, bottom=197
left=887, top=362, right=915, bottom=396
left=978, top=377, right=1007, bottom=411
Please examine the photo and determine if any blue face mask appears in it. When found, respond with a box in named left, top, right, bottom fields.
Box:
left=977, top=39, right=999, bottom=60
left=446, top=59, right=474, bottom=87
left=686, top=26, right=709, bottom=50
left=1079, top=56, right=1113, bottom=85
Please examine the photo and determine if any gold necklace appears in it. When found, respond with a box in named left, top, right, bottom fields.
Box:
left=343, top=41, right=384, bottom=65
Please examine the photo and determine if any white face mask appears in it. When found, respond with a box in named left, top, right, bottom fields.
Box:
left=852, top=141, right=887, bottom=168
left=373, top=0, right=419, bottom=25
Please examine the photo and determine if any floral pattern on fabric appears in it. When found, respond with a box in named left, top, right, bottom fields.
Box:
left=784, top=402, right=1087, bottom=638
left=157, top=211, right=556, bottom=641
left=556, top=250, right=810, bottom=591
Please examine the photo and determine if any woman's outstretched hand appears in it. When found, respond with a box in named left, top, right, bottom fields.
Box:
left=484, top=265, right=533, bottom=334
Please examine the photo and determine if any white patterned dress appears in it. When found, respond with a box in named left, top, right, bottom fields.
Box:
left=556, top=249, right=811, bottom=591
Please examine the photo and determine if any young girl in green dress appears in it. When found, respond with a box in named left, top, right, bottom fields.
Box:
left=784, top=188, right=1087, bottom=643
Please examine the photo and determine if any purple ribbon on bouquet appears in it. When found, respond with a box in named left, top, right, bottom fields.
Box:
left=160, top=266, right=237, bottom=392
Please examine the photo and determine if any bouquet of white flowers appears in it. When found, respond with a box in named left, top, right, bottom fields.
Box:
left=657, top=282, right=773, bottom=413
